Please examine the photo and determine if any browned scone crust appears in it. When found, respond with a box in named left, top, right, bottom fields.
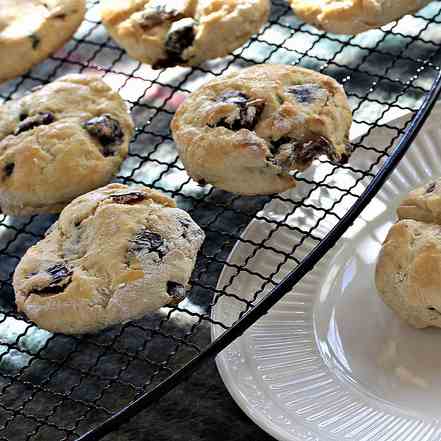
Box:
left=376, top=178, right=441, bottom=328
left=0, top=0, right=86, bottom=83
left=171, top=64, right=352, bottom=195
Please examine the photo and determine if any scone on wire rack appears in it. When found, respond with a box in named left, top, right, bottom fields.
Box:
left=13, top=183, right=205, bottom=335
left=376, top=179, right=441, bottom=329
left=171, top=64, right=352, bottom=195
left=0, top=74, right=134, bottom=216
left=100, top=0, right=270, bottom=69
left=289, top=0, right=432, bottom=35
left=0, top=0, right=86, bottom=83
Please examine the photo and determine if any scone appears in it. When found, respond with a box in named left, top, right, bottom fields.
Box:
left=396, top=179, right=441, bottom=224
left=0, top=0, right=86, bottom=82
left=289, top=0, right=432, bottom=35
left=171, top=64, right=352, bottom=195
left=0, top=74, right=134, bottom=216
left=13, top=183, right=205, bottom=334
left=376, top=177, right=441, bottom=328
left=375, top=219, right=441, bottom=329
left=100, top=0, right=270, bottom=69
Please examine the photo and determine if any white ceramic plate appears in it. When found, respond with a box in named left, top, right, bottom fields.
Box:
left=211, top=103, right=441, bottom=441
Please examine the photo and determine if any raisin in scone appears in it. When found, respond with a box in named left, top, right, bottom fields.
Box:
left=13, top=184, right=205, bottom=334
left=0, top=0, right=86, bottom=83
left=289, top=0, right=432, bottom=35
left=0, top=74, right=134, bottom=215
left=171, top=64, right=352, bottom=195
left=376, top=178, right=441, bottom=329
left=100, top=0, right=269, bottom=69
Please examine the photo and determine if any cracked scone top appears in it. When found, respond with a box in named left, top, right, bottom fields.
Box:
left=0, top=0, right=86, bottom=82
left=13, top=183, right=205, bottom=334
left=100, top=0, right=269, bottom=69
left=376, top=178, right=441, bottom=329
left=0, top=74, right=134, bottom=215
left=289, top=0, right=432, bottom=35
left=171, top=64, right=352, bottom=195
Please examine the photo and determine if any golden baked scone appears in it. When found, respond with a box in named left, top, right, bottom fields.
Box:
left=289, top=0, right=432, bottom=35
left=376, top=219, right=441, bottom=329
left=0, top=74, right=134, bottom=215
left=13, top=184, right=205, bottom=334
left=376, top=178, right=441, bottom=328
left=100, top=0, right=270, bottom=69
left=0, top=0, right=86, bottom=83
left=171, top=64, right=352, bottom=195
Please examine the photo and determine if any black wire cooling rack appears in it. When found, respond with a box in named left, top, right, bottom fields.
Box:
left=1, top=1, right=441, bottom=440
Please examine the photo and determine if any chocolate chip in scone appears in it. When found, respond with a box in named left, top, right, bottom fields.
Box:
left=270, top=136, right=340, bottom=170
left=212, top=91, right=265, bottom=131
left=138, top=1, right=184, bottom=30
left=153, top=18, right=196, bottom=68
left=14, top=112, right=55, bottom=135
left=29, top=33, right=40, bottom=49
left=269, top=136, right=291, bottom=155
left=3, top=162, right=14, bottom=180
left=82, top=114, right=124, bottom=156
left=31, top=264, right=73, bottom=296
left=129, top=230, right=166, bottom=258
left=426, top=182, right=437, bottom=193
left=110, top=192, right=146, bottom=205
left=287, top=84, right=323, bottom=104
left=166, top=281, right=186, bottom=304
left=178, top=218, right=192, bottom=239
left=293, top=137, right=339, bottom=168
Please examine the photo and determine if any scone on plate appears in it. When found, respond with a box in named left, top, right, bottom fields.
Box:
left=171, top=64, right=352, bottom=195
left=0, top=0, right=86, bottom=83
left=376, top=177, right=441, bottom=329
left=289, top=0, right=432, bottom=35
left=13, top=183, right=205, bottom=334
left=0, top=74, right=134, bottom=215
left=100, top=0, right=270, bottom=69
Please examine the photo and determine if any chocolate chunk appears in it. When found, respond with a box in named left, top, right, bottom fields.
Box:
left=153, top=18, right=196, bottom=68
left=178, top=218, right=191, bottom=239
left=427, top=182, right=437, bottom=193
left=287, top=84, right=322, bottom=104
left=129, top=230, right=166, bottom=257
left=29, top=33, right=40, bottom=49
left=110, top=192, right=146, bottom=205
left=31, top=264, right=73, bottom=296
left=138, top=1, right=184, bottom=30
left=293, top=137, right=339, bottom=168
left=3, top=162, right=14, bottom=179
left=14, top=112, right=54, bottom=135
left=197, top=178, right=207, bottom=186
left=270, top=136, right=342, bottom=170
left=19, top=112, right=28, bottom=121
left=212, top=91, right=265, bottom=131
left=167, top=281, right=186, bottom=304
left=82, top=114, right=124, bottom=156
left=166, top=18, right=196, bottom=56
left=270, top=136, right=291, bottom=155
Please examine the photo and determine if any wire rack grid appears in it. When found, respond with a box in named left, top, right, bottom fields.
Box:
left=0, top=1, right=441, bottom=440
